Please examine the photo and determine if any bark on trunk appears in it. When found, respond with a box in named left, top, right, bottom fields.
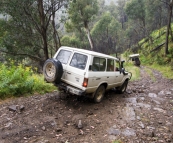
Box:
left=165, top=1, right=173, bottom=55
left=52, top=13, right=58, bottom=51
left=38, top=0, right=49, bottom=60
left=51, top=0, right=61, bottom=51
left=85, top=26, right=94, bottom=51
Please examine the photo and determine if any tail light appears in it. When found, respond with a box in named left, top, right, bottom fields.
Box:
left=82, top=78, right=88, bottom=87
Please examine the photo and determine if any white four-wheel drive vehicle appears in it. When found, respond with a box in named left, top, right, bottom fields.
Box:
left=129, top=54, right=140, bottom=66
left=43, top=46, right=132, bottom=103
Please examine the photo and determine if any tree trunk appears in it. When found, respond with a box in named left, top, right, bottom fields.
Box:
left=51, top=0, right=61, bottom=51
left=38, top=0, right=49, bottom=60
left=85, top=24, right=94, bottom=50
left=52, top=12, right=58, bottom=51
left=165, top=1, right=173, bottom=55
left=169, top=22, right=173, bottom=41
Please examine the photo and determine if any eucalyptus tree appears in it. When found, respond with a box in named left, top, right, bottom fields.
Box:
left=116, top=0, right=128, bottom=29
left=68, top=0, right=98, bottom=50
left=143, top=0, right=169, bottom=41
left=164, top=0, right=173, bottom=55
left=125, top=0, right=146, bottom=37
left=0, top=0, right=68, bottom=64
left=91, top=12, right=121, bottom=54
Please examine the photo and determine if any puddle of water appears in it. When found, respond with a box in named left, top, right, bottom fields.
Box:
left=121, top=128, right=136, bottom=136
left=107, top=128, right=121, bottom=135
left=124, top=98, right=137, bottom=104
left=148, top=93, right=157, bottom=98
left=108, top=127, right=136, bottom=139
left=136, top=103, right=151, bottom=109
left=122, top=104, right=136, bottom=121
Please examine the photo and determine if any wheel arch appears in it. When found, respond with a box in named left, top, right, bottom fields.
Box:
left=98, top=82, right=108, bottom=89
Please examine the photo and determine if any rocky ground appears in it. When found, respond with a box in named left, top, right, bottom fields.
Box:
left=0, top=66, right=173, bottom=143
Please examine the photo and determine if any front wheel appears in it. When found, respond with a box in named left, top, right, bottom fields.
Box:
left=93, top=85, right=105, bottom=103
left=117, top=80, right=128, bottom=94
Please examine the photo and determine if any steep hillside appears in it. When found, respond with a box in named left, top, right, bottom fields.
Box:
left=126, top=25, right=173, bottom=79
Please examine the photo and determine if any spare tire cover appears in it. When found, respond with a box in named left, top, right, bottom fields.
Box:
left=43, top=58, right=63, bottom=83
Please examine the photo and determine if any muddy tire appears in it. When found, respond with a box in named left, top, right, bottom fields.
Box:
left=43, top=59, right=63, bottom=84
left=93, top=85, right=105, bottom=103
left=134, top=57, right=140, bottom=66
left=117, top=80, right=128, bottom=94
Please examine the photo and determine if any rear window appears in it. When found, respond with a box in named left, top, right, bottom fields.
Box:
left=56, top=50, right=72, bottom=64
left=70, top=53, right=88, bottom=70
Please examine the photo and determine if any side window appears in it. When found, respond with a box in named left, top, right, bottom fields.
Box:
left=56, top=50, right=72, bottom=64
left=107, top=59, right=114, bottom=71
left=92, top=57, right=106, bottom=71
left=70, top=53, right=88, bottom=70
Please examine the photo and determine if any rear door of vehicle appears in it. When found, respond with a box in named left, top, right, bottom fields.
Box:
left=55, top=49, right=73, bottom=80
left=64, top=52, right=88, bottom=89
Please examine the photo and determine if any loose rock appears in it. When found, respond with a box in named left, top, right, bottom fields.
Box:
left=78, top=120, right=83, bottom=129
left=8, top=105, right=17, bottom=112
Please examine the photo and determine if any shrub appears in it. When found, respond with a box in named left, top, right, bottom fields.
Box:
left=0, top=62, right=56, bottom=99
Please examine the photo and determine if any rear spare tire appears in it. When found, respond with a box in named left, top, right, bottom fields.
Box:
left=43, top=59, right=63, bottom=84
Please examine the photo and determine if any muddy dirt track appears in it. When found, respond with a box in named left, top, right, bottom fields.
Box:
left=0, top=66, right=173, bottom=143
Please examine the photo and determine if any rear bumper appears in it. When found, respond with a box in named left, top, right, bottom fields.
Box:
left=56, top=82, right=85, bottom=96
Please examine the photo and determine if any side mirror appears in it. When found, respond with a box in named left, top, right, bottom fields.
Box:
left=121, top=60, right=125, bottom=68
left=120, top=68, right=128, bottom=75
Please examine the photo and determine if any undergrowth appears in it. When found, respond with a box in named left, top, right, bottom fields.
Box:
left=125, top=24, right=173, bottom=79
left=149, top=64, right=173, bottom=79
left=0, top=62, right=57, bottom=99
left=125, top=62, right=140, bottom=81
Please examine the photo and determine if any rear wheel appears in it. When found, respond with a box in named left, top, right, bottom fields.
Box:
left=93, top=85, right=105, bottom=103
left=117, top=80, right=128, bottom=94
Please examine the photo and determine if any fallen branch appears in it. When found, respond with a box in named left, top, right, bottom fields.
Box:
left=150, top=43, right=165, bottom=52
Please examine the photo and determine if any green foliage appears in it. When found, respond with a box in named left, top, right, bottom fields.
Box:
left=61, top=35, right=88, bottom=48
left=125, top=0, right=145, bottom=22
left=0, top=62, right=56, bottom=99
left=149, top=64, right=173, bottom=79
left=68, top=0, right=98, bottom=28
left=125, top=62, right=140, bottom=81
left=32, top=75, right=57, bottom=94
left=91, top=12, right=120, bottom=37
left=133, top=23, right=173, bottom=79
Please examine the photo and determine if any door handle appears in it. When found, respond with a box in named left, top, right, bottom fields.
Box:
left=67, top=72, right=71, bottom=74
left=96, top=78, right=101, bottom=80
left=107, top=77, right=109, bottom=78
